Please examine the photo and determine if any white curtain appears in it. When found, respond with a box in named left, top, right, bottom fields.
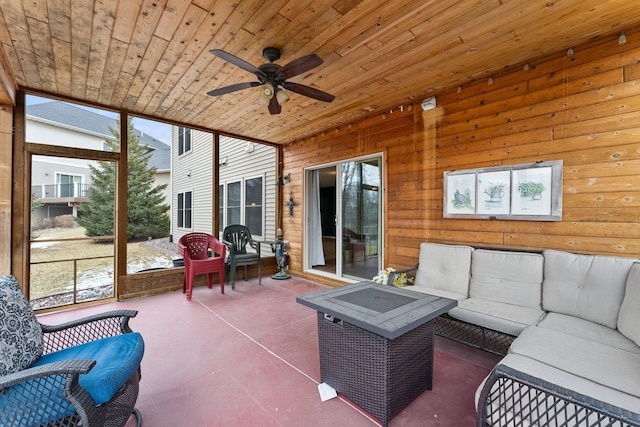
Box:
left=310, top=170, right=325, bottom=266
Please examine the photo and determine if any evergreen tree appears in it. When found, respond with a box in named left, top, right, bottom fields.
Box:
left=78, top=118, right=169, bottom=240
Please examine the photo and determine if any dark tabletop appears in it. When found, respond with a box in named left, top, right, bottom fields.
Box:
left=296, top=281, right=457, bottom=339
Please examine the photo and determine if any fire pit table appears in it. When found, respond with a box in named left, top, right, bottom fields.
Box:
left=296, top=281, right=456, bottom=426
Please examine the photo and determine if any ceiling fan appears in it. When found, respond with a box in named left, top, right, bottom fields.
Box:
left=207, top=47, right=335, bottom=115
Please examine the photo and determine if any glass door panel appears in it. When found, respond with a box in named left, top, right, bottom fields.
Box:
left=306, top=157, right=381, bottom=281
left=341, top=159, right=381, bottom=280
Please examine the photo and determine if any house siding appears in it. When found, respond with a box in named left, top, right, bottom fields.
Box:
left=171, top=132, right=277, bottom=246
left=219, top=135, right=277, bottom=242
left=171, top=128, right=213, bottom=242
left=283, top=32, right=640, bottom=288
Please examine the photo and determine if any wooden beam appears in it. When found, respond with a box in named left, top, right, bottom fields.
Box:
left=0, top=44, right=17, bottom=106
left=0, top=105, right=12, bottom=274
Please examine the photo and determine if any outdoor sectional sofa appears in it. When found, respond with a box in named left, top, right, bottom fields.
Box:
left=392, top=242, right=640, bottom=426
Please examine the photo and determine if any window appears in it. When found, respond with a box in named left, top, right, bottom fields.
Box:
left=219, top=185, right=224, bottom=232
left=55, top=173, right=84, bottom=197
left=177, top=191, right=192, bottom=229
left=178, top=127, right=191, bottom=155
left=245, top=177, right=263, bottom=236
left=227, top=182, right=241, bottom=225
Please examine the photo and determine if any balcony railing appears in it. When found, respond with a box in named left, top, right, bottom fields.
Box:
left=32, top=183, right=91, bottom=199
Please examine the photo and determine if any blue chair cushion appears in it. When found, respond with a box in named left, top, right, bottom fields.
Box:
left=31, top=332, right=144, bottom=405
left=0, top=275, right=44, bottom=376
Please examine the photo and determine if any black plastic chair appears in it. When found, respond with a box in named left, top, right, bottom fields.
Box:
left=0, top=275, right=143, bottom=427
left=222, top=224, right=262, bottom=289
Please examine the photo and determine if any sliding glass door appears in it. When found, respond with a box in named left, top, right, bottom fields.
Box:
left=305, top=156, right=382, bottom=281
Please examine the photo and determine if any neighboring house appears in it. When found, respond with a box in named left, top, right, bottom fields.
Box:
left=27, top=101, right=171, bottom=222
left=171, top=127, right=276, bottom=247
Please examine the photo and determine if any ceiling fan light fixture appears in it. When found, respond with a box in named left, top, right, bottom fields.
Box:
left=258, top=83, right=275, bottom=105
left=276, top=89, right=290, bottom=105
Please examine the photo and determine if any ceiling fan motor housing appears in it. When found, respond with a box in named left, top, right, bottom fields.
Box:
left=263, top=47, right=281, bottom=63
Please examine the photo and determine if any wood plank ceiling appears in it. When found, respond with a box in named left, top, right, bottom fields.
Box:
left=1, top=0, right=639, bottom=144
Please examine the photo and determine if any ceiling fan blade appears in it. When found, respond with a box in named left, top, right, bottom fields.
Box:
left=268, top=94, right=281, bottom=115
left=277, top=54, right=323, bottom=80
left=209, top=49, right=267, bottom=80
left=283, top=82, right=335, bottom=103
left=207, top=82, right=260, bottom=97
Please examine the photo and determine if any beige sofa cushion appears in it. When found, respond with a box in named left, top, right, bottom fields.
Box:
left=470, top=249, right=543, bottom=309
left=449, top=299, right=545, bottom=336
left=618, top=262, right=640, bottom=347
left=408, top=283, right=467, bottom=301
left=509, top=326, right=640, bottom=399
left=414, top=243, right=473, bottom=299
left=542, top=250, right=637, bottom=328
left=539, top=312, right=640, bottom=354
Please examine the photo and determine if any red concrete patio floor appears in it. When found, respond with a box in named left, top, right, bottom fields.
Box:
left=38, top=277, right=501, bottom=427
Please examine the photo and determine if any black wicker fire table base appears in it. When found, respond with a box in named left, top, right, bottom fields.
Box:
left=318, top=313, right=435, bottom=427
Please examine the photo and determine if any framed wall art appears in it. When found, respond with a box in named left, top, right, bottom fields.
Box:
left=443, top=160, right=562, bottom=221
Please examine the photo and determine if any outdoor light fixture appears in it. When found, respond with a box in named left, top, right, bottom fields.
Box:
left=276, top=172, right=291, bottom=186
left=619, top=31, right=627, bottom=45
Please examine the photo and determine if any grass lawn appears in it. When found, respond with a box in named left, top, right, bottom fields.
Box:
left=30, top=227, right=174, bottom=301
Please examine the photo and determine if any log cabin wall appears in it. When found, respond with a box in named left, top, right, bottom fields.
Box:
left=283, top=31, right=640, bottom=287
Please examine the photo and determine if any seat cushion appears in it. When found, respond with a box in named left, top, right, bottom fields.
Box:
left=470, top=249, right=543, bottom=309
left=31, top=332, right=144, bottom=405
left=509, top=326, right=640, bottom=399
left=414, top=243, right=474, bottom=298
left=542, top=250, right=637, bottom=328
left=449, top=298, right=545, bottom=336
left=539, top=312, right=640, bottom=353
left=618, top=262, right=640, bottom=347
left=0, top=275, right=44, bottom=375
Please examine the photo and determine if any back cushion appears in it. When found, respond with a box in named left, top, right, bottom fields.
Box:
left=618, top=262, right=640, bottom=346
left=415, top=243, right=473, bottom=297
left=470, top=249, right=544, bottom=308
left=0, top=275, right=44, bottom=375
left=542, top=250, right=637, bottom=328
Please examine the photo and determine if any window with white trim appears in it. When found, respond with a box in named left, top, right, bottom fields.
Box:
left=177, top=191, right=192, bottom=229
left=226, top=182, right=241, bottom=225
left=245, top=177, right=263, bottom=236
left=220, top=177, right=264, bottom=237
left=218, top=185, right=224, bottom=232
left=178, top=127, right=191, bottom=155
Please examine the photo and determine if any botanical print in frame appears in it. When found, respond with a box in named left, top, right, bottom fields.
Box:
left=511, top=166, right=553, bottom=216
left=445, top=173, right=476, bottom=215
left=443, top=160, right=562, bottom=221
left=477, top=170, right=511, bottom=215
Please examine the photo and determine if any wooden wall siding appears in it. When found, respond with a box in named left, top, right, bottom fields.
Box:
left=283, top=32, right=640, bottom=287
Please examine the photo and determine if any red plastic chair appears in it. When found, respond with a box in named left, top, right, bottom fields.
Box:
left=178, top=233, right=226, bottom=301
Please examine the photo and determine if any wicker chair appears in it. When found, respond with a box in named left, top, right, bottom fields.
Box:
left=178, top=232, right=226, bottom=300
left=222, top=224, right=262, bottom=290
left=0, top=275, right=143, bottom=427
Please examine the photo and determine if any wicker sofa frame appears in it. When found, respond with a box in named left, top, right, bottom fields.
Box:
left=0, top=309, right=142, bottom=427
left=477, top=365, right=640, bottom=427
left=390, top=245, right=640, bottom=427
